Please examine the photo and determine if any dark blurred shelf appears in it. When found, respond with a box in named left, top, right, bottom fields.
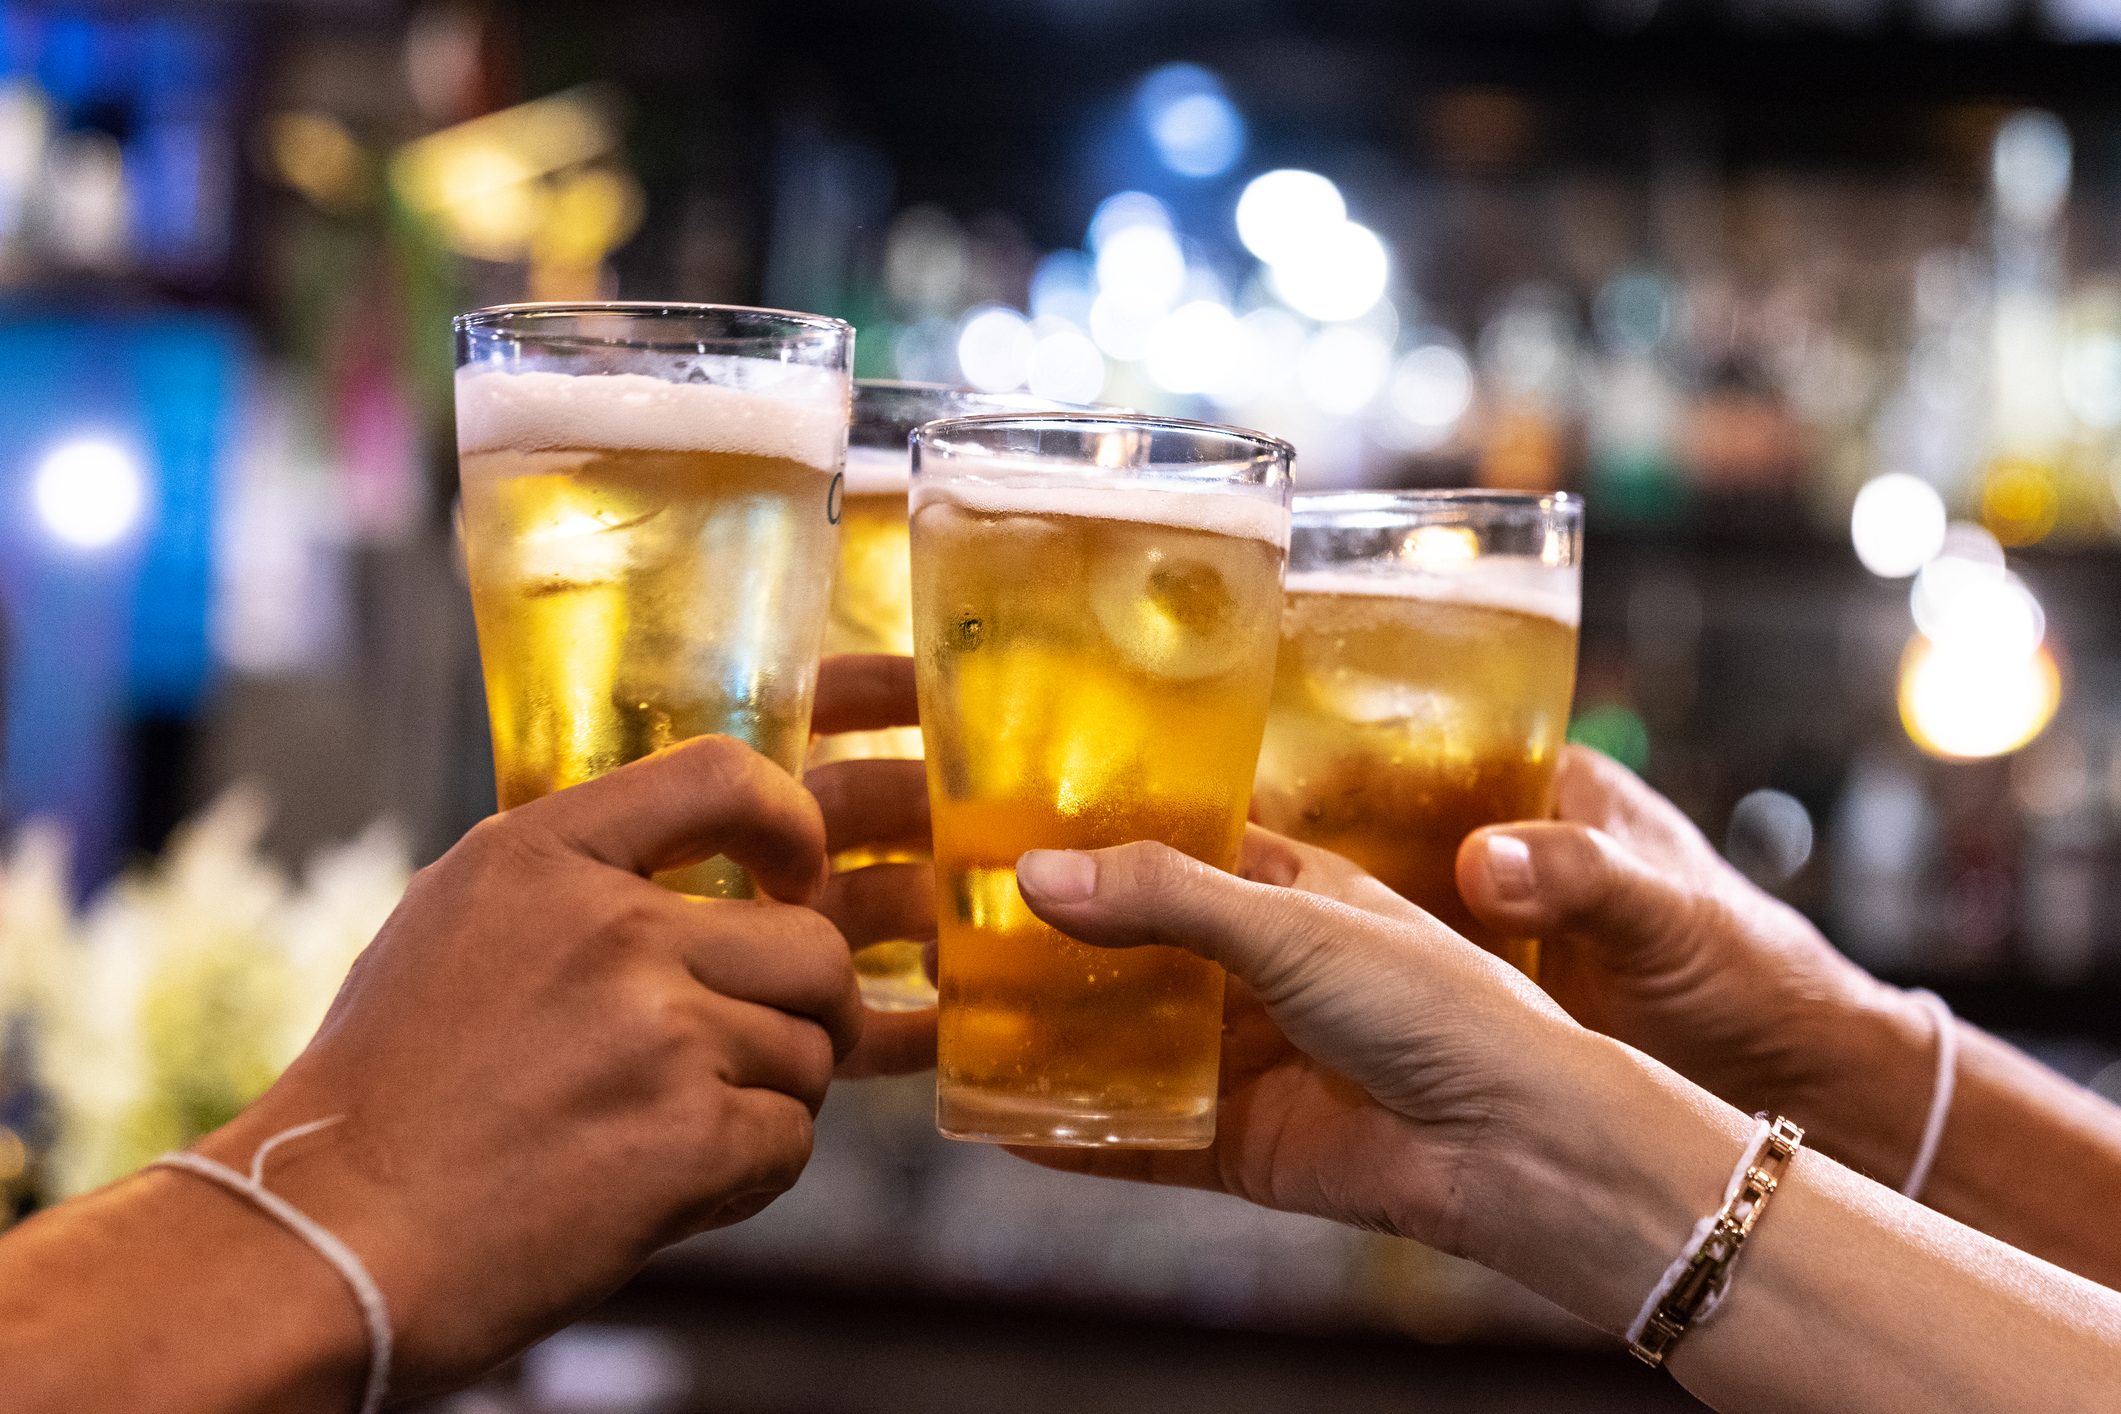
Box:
left=565, top=1265, right=1709, bottom=1414
left=1889, top=974, right=2121, bottom=1050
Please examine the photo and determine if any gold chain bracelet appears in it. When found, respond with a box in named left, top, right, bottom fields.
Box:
left=1628, top=1114, right=1805, bottom=1369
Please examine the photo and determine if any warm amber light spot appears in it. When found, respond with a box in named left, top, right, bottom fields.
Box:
left=1979, top=457, right=2061, bottom=547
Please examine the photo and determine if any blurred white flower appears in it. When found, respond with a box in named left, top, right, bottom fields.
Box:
left=0, top=789, right=410, bottom=1198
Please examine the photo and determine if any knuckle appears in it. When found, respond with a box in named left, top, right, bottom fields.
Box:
left=1113, top=840, right=1192, bottom=896
left=780, top=900, right=849, bottom=963
left=1243, top=894, right=1342, bottom=1000
left=676, top=735, right=752, bottom=808
left=1554, top=827, right=1626, bottom=916
left=787, top=1023, right=837, bottom=1107
left=763, top=1108, right=815, bottom=1188
left=631, top=983, right=705, bottom=1067
left=726, top=1092, right=814, bottom=1190
left=455, top=813, right=529, bottom=870
left=600, top=892, right=672, bottom=953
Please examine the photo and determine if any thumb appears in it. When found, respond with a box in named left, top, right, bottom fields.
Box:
left=1455, top=822, right=1701, bottom=974
left=1015, top=841, right=1418, bottom=1009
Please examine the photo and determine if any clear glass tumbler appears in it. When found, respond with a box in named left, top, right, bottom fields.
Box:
left=454, top=302, right=853, bottom=897
left=910, top=413, right=1293, bottom=1148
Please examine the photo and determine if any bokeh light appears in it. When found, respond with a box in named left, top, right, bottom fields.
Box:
left=1029, top=249, right=1095, bottom=326
left=1912, top=557, right=2044, bottom=659
left=1271, top=220, right=1389, bottom=323
left=1027, top=326, right=1106, bottom=404
left=1592, top=269, right=1676, bottom=355
left=1389, top=343, right=1476, bottom=429
left=1136, top=65, right=1245, bottom=179
left=1298, top=325, right=1392, bottom=415
left=956, top=306, right=1035, bottom=392
left=1088, top=289, right=1158, bottom=361
left=1992, top=109, right=2072, bottom=227
left=1094, top=222, right=1186, bottom=314
left=2061, top=327, right=2121, bottom=427
left=34, top=437, right=146, bottom=550
left=1210, top=306, right=1304, bottom=408
left=1145, top=299, right=1240, bottom=396
left=1900, top=636, right=2062, bottom=760
left=1234, top=169, right=1345, bottom=268
left=1980, top=458, right=2060, bottom=546
left=1568, top=703, right=1651, bottom=773
left=1087, top=190, right=1171, bottom=252
left=1725, top=789, right=1815, bottom=885
left=1849, top=472, right=1948, bottom=578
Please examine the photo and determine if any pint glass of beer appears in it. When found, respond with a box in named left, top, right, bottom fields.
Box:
left=1252, top=491, right=1583, bottom=973
left=820, top=384, right=1078, bottom=1012
left=910, top=414, right=1293, bottom=1148
left=454, top=303, right=854, bottom=897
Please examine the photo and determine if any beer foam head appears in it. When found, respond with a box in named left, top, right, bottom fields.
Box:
left=455, top=366, right=847, bottom=470
left=917, top=477, right=1288, bottom=546
left=1287, top=560, right=1580, bottom=627
left=842, top=446, right=911, bottom=496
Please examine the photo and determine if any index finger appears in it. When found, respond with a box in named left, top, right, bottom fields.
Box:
left=812, top=655, right=919, bottom=735
left=510, top=736, right=827, bottom=904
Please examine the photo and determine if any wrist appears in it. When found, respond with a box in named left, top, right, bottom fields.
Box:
left=0, top=1168, right=369, bottom=1413
left=1778, top=976, right=1935, bottom=1187
left=1452, top=1027, right=1758, bottom=1336
left=196, top=1088, right=427, bottom=1373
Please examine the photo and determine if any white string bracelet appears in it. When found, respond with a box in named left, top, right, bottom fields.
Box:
left=151, top=1117, right=391, bottom=1414
left=1901, top=989, right=1959, bottom=1202
left=1625, top=1115, right=1770, bottom=1350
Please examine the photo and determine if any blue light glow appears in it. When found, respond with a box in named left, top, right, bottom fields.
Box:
left=1135, top=64, right=1244, bottom=179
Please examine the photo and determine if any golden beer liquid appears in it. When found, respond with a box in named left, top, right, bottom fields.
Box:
left=826, top=485, right=916, bottom=657
left=816, top=463, right=934, bottom=1007
left=1253, top=576, right=1578, bottom=965
left=458, top=377, right=841, bottom=898
left=913, top=488, right=1285, bottom=1147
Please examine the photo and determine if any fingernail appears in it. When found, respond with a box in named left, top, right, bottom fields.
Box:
left=1017, top=849, right=1098, bottom=903
left=1484, top=835, right=1535, bottom=901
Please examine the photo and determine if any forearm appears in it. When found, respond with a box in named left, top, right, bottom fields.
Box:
left=1461, top=1032, right=2121, bottom=1414
left=1795, top=983, right=2121, bottom=1287
left=0, top=1169, right=365, bottom=1414
left=1676, top=1142, right=2121, bottom=1413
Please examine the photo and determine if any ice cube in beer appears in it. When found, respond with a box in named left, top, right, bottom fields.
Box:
left=1088, top=534, right=1260, bottom=682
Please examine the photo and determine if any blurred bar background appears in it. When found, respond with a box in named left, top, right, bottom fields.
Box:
left=1, top=1, right=2119, bottom=1409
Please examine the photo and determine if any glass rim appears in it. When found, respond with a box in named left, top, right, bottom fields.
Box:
left=452, top=300, right=854, bottom=340
left=1293, top=488, right=1581, bottom=523
left=911, top=411, right=1295, bottom=468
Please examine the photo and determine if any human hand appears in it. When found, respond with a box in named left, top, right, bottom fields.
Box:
left=1008, top=827, right=1581, bottom=1252
left=1453, top=745, right=1895, bottom=1126
left=808, top=653, right=937, bottom=1078
left=192, top=736, right=861, bottom=1397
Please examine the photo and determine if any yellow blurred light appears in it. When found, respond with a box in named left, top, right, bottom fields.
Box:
left=533, top=166, right=644, bottom=269
left=1899, top=634, right=2061, bottom=761
left=417, top=142, right=543, bottom=261
left=263, top=112, right=369, bottom=213
left=392, top=85, right=622, bottom=262
left=1980, top=457, right=2061, bottom=546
